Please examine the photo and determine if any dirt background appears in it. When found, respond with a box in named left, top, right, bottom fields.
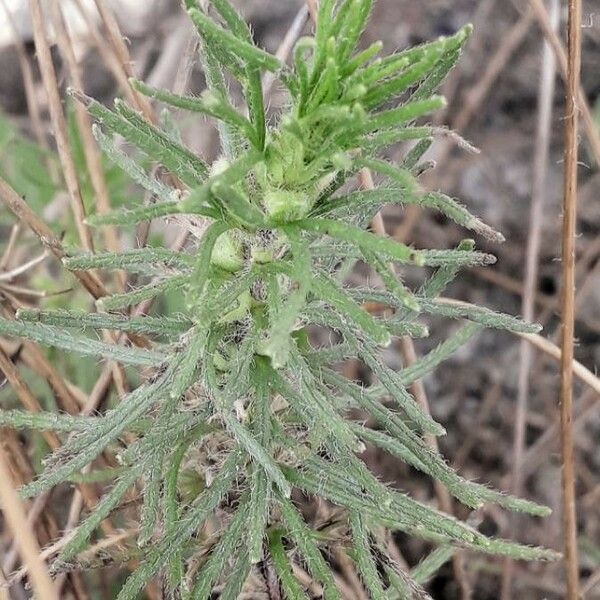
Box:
left=0, top=0, right=599, bottom=598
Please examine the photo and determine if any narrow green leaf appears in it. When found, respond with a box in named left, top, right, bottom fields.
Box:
left=222, top=412, right=291, bottom=498
left=188, top=8, right=282, bottom=72
left=395, top=323, right=482, bottom=387
left=247, top=468, right=269, bottom=563
left=189, top=493, right=251, bottom=600
left=170, top=326, right=206, bottom=399
left=97, top=274, right=189, bottom=311
left=0, top=319, right=163, bottom=366
left=417, top=299, right=542, bottom=334
left=357, top=338, right=446, bottom=436
left=336, top=0, right=373, bottom=63
left=116, top=450, right=244, bottom=600
left=139, top=461, right=162, bottom=546
left=349, top=511, right=386, bottom=600
left=63, top=248, right=194, bottom=272
left=357, top=96, right=446, bottom=134
left=73, top=91, right=208, bottom=187
left=321, top=368, right=551, bottom=516
left=292, top=218, right=423, bottom=265
left=419, top=192, right=504, bottom=242
left=0, top=410, right=89, bottom=433
left=312, top=272, right=391, bottom=346
left=20, top=373, right=172, bottom=499
left=181, top=149, right=263, bottom=213
left=361, top=248, right=420, bottom=312
left=278, top=495, right=341, bottom=600
left=55, top=468, right=140, bottom=565
left=92, top=124, right=175, bottom=202
left=188, top=221, right=233, bottom=302
left=86, top=200, right=213, bottom=228
left=218, top=552, right=252, bottom=600
left=17, top=309, right=191, bottom=337
left=410, top=25, right=473, bottom=102
left=362, top=46, right=446, bottom=109
left=131, top=80, right=258, bottom=146
left=211, top=180, right=265, bottom=229
left=268, top=529, right=310, bottom=600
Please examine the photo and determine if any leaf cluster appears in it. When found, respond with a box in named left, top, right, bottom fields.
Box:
left=0, top=0, right=558, bottom=597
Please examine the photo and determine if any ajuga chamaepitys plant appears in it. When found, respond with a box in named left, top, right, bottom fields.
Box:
left=0, top=0, right=559, bottom=597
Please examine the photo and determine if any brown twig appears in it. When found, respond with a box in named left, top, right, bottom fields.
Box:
left=91, top=0, right=155, bottom=121
left=0, top=345, right=61, bottom=451
left=0, top=447, right=58, bottom=600
left=0, top=224, right=20, bottom=270
left=28, top=0, right=94, bottom=252
left=501, top=1, right=559, bottom=596
left=434, top=299, right=600, bottom=397
left=0, top=174, right=106, bottom=299
left=71, top=0, right=139, bottom=109
left=559, top=0, right=582, bottom=596
left=0, top=251, right=48, bottom=282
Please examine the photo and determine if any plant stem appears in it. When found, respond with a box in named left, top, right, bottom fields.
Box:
left=560, top=0, right=582, bottom=597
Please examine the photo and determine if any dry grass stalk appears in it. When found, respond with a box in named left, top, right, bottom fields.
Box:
left=91, top=0, right=155, bottom=121
left=49, top=0, right=123, bottom=279
left=0, top=224, right=20, bottom=271
left=28, top=0, right=94, bottom=252
left=560, top=0, right=582, bottom=595
left=0, top=346, right=61, bottom=450
left=0, top=175, right=106, bottom=298
left=0, top=447, right=58, bottom=600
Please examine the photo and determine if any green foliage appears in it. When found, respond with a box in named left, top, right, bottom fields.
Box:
left=0, top=0, right=559, bottom=596
left=0, top=112, right=56, bottom=222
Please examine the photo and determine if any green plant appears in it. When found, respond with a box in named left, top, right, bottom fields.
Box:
left=0, top=0, right=559, bottom=597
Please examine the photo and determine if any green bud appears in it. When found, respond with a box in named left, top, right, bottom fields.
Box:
left=211, top=232, right=244, bottom=272
left=264, top=189, right=312, bottom=223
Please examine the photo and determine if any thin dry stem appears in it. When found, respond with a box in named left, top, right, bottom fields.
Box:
left=91, top=0, right=155, bottom=121
left=0, top=447, right=58, bottom=600
left=28, top=0, right=94, bottom=252
left=434, top=299, right=600, bottom=397
left=0, top=345, right=61, bottom=450
left=49, top=0, right=123, bottom=279
left=560, top=0, right=582, bottom=595
left=305, top=0, right=318, bottom=22
left=71, top=0, right=139, bottom=107
left=0, top=251, right=48, bottom=282
left=0, top=224, right=20, bottom=270
left=0, top=175, right=106, bottom=298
